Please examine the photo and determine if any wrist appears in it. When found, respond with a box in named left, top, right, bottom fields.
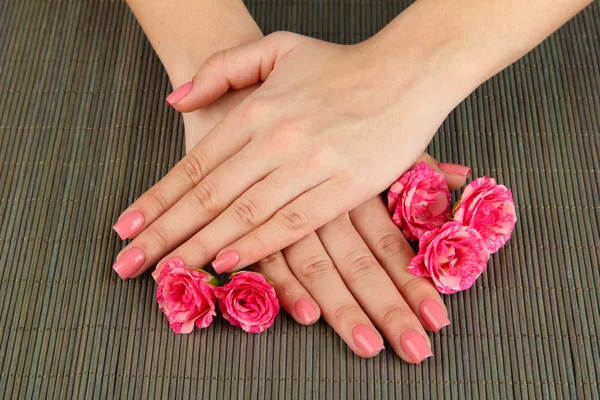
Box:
left=362, top=2, right=484, bottom=110
left=126, top=0, right=263, bottom=88
left=364, top=0, right=591, bottom=109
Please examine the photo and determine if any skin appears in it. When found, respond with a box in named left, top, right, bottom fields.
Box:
left=123, top=0, right=592, bottom=359
left=124, top=0, right=470, bottom=362
left=122, top=0, right=593, bottom=273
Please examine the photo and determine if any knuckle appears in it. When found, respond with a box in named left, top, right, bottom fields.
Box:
left=204, top=51, right=225, bottom=70
left=186, top=237, right=211, bottom=263
left=267, top=31, right=289, bottom=41
left=146, top=190, right=169, bottom=214
left=346, top=254, right=380, bottom=284
left=258, top=252, right=285, bottom=269
left=397, top=274, right=429, bottom=295
left=272, top=118, right=305, bottom=137
left=306, top=144, right=337, bottom=170
left=179, top=152, right=209, bottom=185
left=264, top=119, right=304, bottom=152
left=333, top=304, right=363, bottom=325
left=240, top=97, right=272, bottom=124
left=278, top=208, right=310, bottom=233
left=339, top=167, right=363, bottom=187
left=231, top=197, right=260, bottom=228
left=297, top=256, right=334, bottom=284
left=263, top=125, right=302, bottom=153
left=146, top=224, right=170, bottom=249
left=249, top=234, right=268, bottom=260
left=372, top=231, right=407, bottom=261
left=379, top=303, right=412, bottom=326
left=189, top=181, right=220, bottom=216
left=267, top=31, right=300, bottom=44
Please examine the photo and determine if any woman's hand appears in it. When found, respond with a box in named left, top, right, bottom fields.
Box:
left=114, top=78, right=469, bottom=362
left=250, top=158, right=468, bottom=362
left=113, top=32, right=459, bottom=275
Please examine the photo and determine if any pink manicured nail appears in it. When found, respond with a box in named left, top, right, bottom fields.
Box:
left=166, top=81, right=193, bottom=106
left=400, top=330, right=433, bottom=363
left=212, top=250, right=240, bottom=274
left=294, top=299, right=319, bottom=325
left=113, top=210, right=145, bottom=240
left=113, top=248, right=146, bottom=279
left=420, top=299, right=451, bottom=332
left=438, top=163, right=472, bottom=177
left=352, top=324, right=384, bottom=357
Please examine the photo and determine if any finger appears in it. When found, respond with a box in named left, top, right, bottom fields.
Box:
left=317, top=215, right=433, bottom=364
left=415, top=153, right=470, bottom=190
left=250, top=252, right=321, bottom=325
left=112, top=112, right=250, bottom=241
left=213, top=178, right=356, bottom=273
left=350, top=196, right=451, bottom=333
left=167, top=32, right=300, bottom=112
left=282, top=232, right=384, bottom=358
left=171, top=162, right=328, bottom=270
left=122, top=141, right=276, bottom=279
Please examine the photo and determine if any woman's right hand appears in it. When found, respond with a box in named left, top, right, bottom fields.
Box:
left=251, top=154, right=468, bottom=362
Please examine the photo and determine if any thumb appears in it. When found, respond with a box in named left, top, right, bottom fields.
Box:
left=414, top=153, right=471, bottom=190
left=166, top=32, right=298, bottom=113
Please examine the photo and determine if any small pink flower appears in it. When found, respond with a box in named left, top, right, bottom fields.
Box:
left=387, top=162, right=452, bottom=241
left=408, top=222, right=490, bottom=294
left=214, top=271, right=280, bottom=334
left=453, top=177, right=517, bottom=253
left=152, top=258, right=217, bottom=334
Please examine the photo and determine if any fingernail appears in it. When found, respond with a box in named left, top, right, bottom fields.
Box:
left=212, top=250, right=240, bottom=274
left=438, top=163, right=472, bottom=177
left=420, top=299, right=450, bottom=332
left=294, top=299, right=319, bottom=325
left=113, top=248, right=146, bottom=279
left=400, top=330, right=433, bottom=363
left=113, top=210, right=145, bottom=240
left=166, top=81, right=193, bottom=106
left=352, top=324, right=384, bottom=357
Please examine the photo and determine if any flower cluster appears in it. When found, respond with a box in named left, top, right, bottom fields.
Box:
left=153, top=258, right=279, bottom=334
left=388, top=163, right=517, bottom=294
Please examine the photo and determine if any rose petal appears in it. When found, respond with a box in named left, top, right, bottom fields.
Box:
left=154, top=259, right=217, bottom=334
left=407, top=221, right=490, bottom=294
left=216, top=271, right=280, bottom=334
left=388, top=162, right=452, bottom=241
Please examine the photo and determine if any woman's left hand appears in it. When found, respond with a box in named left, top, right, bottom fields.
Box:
left=114, top=31, right=458, bottom=276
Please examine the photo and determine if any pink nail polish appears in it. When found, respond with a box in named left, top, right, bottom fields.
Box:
left=113, top=248, right=146, bottom=279
left=113, top=210, right=145, bottom=240
left=166, top=81, right=193, bottom=106
left=420, top=299, right=451, bottom=332
left=438, top=163, right=472, bottom=177
left=294, top=299, right=319, bottom=325
left=352, top=324, right=384, bottom=357
left=212, top=250, right=240, bottom=274
left=400, top=330, right=433, bottom=363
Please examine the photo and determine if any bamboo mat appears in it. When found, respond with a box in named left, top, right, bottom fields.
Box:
left=1, top=0, right=599, bottom=399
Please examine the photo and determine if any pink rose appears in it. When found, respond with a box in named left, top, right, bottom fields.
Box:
left=152, top=258, right=218, bottom=334
left=408, top=222, right=490, bottom=294
left=387, top=162, right=452, bottom=241
left=214, top=271, right=280, bottom=334
left=453, top=177, right=517, bottom=253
